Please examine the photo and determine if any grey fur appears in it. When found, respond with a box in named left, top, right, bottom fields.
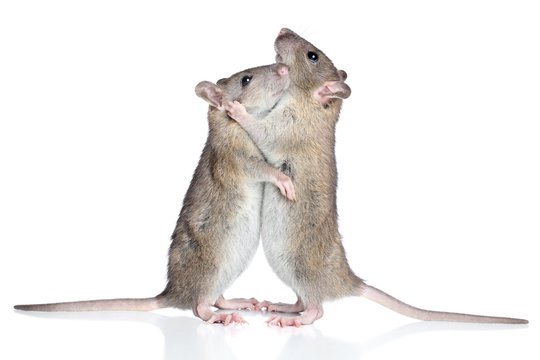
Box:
left=15, top=63, right=294, bottom=324
left=229, top=28, right=527, bottom=326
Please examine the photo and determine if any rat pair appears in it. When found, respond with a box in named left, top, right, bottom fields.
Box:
left=15, top=29, right=527, bottom=326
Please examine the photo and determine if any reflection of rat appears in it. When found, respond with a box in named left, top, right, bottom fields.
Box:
left=228, top=28, right=528, bottom=326
left=15, top=63, right=295, bottom=325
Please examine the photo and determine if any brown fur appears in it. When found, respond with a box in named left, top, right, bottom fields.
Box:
left=235, top=30, right=362, bottom=306
left=266, top=90, right=362, bottom=305
left=230, top=29, right=526, bottom=325
left=14, top=64, right=293, bottom=322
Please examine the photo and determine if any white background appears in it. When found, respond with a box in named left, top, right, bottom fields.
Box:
left=1, top=1, right=538, bottom=359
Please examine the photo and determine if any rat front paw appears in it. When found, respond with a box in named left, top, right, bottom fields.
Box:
left=226, top=101, right=249, bottom=123
left=274, top=173, right=296, bottom=201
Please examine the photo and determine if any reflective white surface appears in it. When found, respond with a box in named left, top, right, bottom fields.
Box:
left=6, top=301, right=534, bottom=360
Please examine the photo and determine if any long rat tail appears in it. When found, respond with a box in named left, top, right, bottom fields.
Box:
left=14, top=296, right=167, bottom=312
left=358, top=284, right=528, bottom=324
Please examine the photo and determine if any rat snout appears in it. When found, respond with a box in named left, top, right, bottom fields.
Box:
left=277, top=28, right=299, bottom=41
left=270, top=63, right=290, bottom=97
left=274, top=29, right=298, bottom=64
left=278, top=28, right=292, bottom=38
left=276, top=64, right=289, bottom=77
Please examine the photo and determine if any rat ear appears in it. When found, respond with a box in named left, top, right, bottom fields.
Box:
left=195, top=81, right=224, bottom=110
left=314, top=80, right=351, bottom=104
left=337, top=70, right=347, bottom=81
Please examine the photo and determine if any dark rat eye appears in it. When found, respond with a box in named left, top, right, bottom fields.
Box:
left=241, top=75, right=252, bottom=87
left=307, top=51, right=319, bottom=64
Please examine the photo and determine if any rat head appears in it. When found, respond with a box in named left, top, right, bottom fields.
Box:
left=195, top=63, right=290, bottom=117
left=275, top=28, right=350, bottom=106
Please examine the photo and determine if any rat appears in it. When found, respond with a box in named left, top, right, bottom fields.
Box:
left=14, top=62, right=296, bottom=325
left=226, top=28, right=528, bottom=327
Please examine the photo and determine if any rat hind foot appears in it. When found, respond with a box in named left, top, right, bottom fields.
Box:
left=267, top=315, right=302, bottom=327
left=266, top=303, right=323, bottom=327
left=206, top=312, right=247, bottom=325
left=214, top=295, right=258, bottom=311
left=256, top=298, right=305, bottom=313
left=195, top=302, right=248, bottom=326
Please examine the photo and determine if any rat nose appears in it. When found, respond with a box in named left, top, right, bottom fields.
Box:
left=278, top=28, right=292, bottom=37
left=276, top=64, right=289, bottom=76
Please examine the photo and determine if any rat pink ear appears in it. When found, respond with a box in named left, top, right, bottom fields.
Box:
left=195, top=81, right=224, bottom=110
left=314, top=80, right=351, bottom=104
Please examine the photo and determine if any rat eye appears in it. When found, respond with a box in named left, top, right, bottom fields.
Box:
left=241, top=75, right=252, bottom=87
left=307, top=51, right=319, bottom=64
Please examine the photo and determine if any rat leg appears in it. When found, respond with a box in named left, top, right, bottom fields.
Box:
left=214, top=295, right=258, bottom=311
left=256, top=297, right=305, bottom=313
left=266, top=303, right=324, bottom=327
left=194, top=302, right=247, bottom=325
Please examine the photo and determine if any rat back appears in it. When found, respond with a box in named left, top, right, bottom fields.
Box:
left=161, top=122, right=265, bottom=308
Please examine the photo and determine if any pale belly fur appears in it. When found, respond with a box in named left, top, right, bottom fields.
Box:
left=209, top=182, right=264, bottom=302
left=260, top=185, right=298, bottom=292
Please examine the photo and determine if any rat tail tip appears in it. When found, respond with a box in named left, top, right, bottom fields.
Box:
left=357, top=284, right=528, bottom=325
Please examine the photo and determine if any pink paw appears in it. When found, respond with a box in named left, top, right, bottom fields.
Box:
left=256, top=300, right=304, bottom=313
left=230, top=298, right=259, bottom=311
left=256, top=300, right=287, bottom=313
left=226, top=101, right=249, bottom=123
left=255, top=300, right=272, bottom=312
left=206, top=312, right=247, bottom=326
left=237, top=297, right=259, bottom=311
left=274, top=173, right=296, bottom=201
left=266, top=315, right=302, bottom=328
